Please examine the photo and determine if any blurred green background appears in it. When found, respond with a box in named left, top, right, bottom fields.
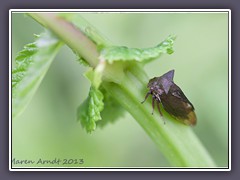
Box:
left=12, top=12, right=228, bottom=167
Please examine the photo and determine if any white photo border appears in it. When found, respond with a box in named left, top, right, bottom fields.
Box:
left=9, top=9, right=231, bottom=171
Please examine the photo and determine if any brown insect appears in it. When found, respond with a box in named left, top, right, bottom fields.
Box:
left=142, top=69, right=197, bottom=126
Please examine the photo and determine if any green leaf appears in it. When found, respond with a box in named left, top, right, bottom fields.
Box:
left=77, top=86, right=104, bottom=133
left=100, top=35, right=176, bottom=63
left=97, top=87, right=125, bottom=128
left=79, top=65, right=124, bottom=131
left=12, top=43, right=38, bottom=89
left=77, top=84, right=125, bottom=132
left=77, top=63, right=106, bottom=133
left=12, top=30, right=62, bottom=119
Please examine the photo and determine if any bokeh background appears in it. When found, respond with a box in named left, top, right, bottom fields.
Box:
left=12, top=12, right=228, bottom=167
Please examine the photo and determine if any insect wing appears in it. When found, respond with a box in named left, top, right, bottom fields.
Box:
left=170, top=83, right=195, bottom=109
left=161, top=84, right=197, bottom=126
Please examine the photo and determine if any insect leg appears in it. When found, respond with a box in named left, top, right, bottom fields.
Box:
left=157, top=102, right=166, bottom=124
left=151, top=96, right=155, bottom=115
left=141, top=92, right=151, bottom=104
left=156, top=102, right=163, bottom=116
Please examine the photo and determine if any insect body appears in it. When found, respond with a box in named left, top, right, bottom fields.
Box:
left=142, top=70, right=197, bottom=126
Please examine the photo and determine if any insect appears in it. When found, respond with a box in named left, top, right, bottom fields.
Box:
left=141, top=69, right=197, bottom=126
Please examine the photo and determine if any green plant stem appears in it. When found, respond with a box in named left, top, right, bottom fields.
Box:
left=28, top=13, right=216, bottom=167
left=28, top=13, right=99, bottom=67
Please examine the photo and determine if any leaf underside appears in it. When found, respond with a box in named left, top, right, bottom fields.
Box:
left=12, top=30, right=62, bottom=119
left=100, top=35, right=176, bottom=63
left=77, top=86, right=104, bottom=133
